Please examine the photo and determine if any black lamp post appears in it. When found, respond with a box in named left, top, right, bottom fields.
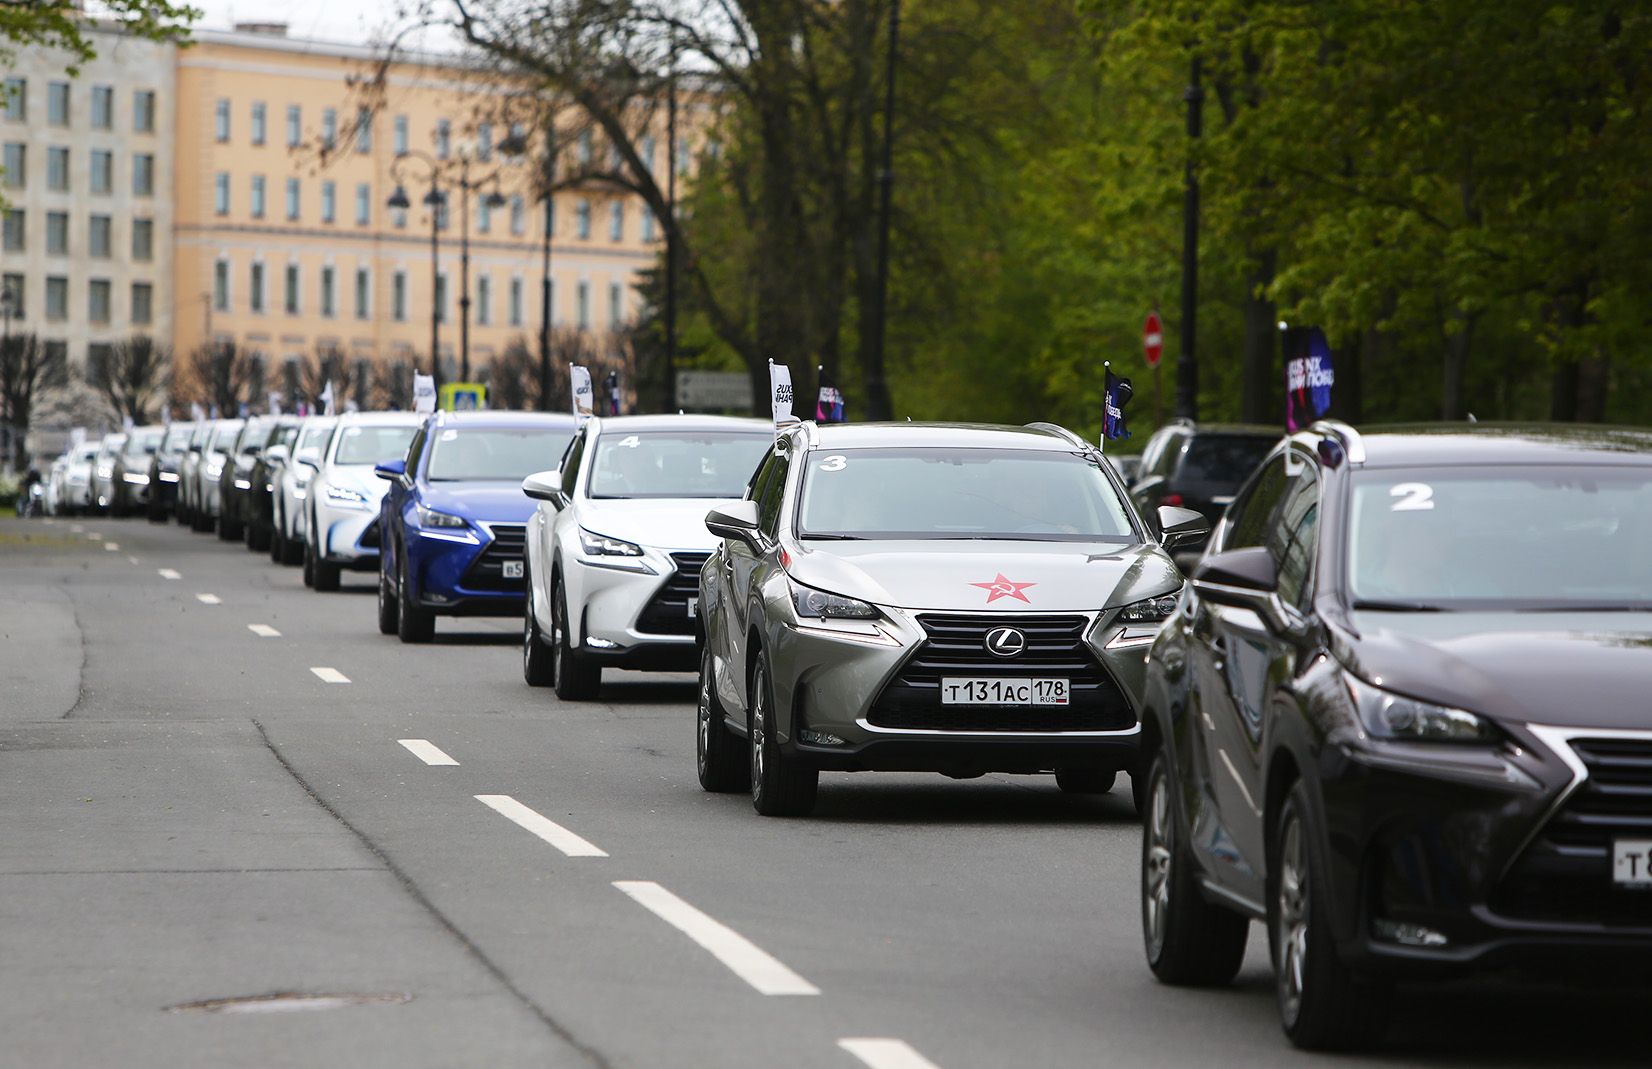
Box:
left=453, top=147, right=509, bottom=383
left=387, top=150, right=446, bottom=392
left=500, top=126, right=557, bottom=411
left=866, top=0, right=900, bottom=418
left=1177, top=57, right=1202, bottom=421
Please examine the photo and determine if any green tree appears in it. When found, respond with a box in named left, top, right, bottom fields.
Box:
left=2, top=1, right=198, bottom=74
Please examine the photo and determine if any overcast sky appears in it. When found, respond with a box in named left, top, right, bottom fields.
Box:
left=190, top=0, right=445, bottom=47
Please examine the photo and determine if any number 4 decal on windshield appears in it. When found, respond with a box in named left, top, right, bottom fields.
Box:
left=819, top=455, right=847, bottom=471
left=1389, top=483, right=1434, bottom=511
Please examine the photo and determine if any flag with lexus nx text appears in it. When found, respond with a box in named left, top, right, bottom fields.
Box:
left=816, top=368, right=845, bottom=423
left=1284, top=327, right=1335, bottom=432
left=604, top=371, right=621, bottom=416
left=571, top=365, right=594, bottom=421
left=769, top=361, right=795, bottom=425
left=1103, top=367, right=1133, bottom=443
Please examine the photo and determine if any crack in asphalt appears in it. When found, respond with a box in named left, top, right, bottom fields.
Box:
left=251, top=718, right=614, bottom=1069
left=60, top=576, right=89, bottom=720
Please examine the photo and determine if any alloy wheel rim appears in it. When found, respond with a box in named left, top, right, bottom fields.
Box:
left=1143, top=769, right=1172, bottom=961
left=697, top=661, right=712, bottom=772
left=551, top=592, right=565, bottom=686
left=750, top=670, right=767, bottom=789
left=1276, top=814, right=1308, bottom=1026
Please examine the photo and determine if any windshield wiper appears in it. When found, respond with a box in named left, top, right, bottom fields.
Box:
left=1351, top=599, right=1447, bottom=612
left=1514, top=604, right=1652, bottom=613
left=802, top=533, right=864, bottom=541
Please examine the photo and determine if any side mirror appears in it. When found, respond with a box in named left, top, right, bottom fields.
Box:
left=706, top=499, right=762, bottom=546
left=374, top=458, right=407, bottom=481
left=1191, top=546, right=1277, bottom=601
left=1157, top=505, right=1210, bottom=551
left=522, top=468, right=564, bottom=504
left=265, top=444, right=290, bottom=465
left=295, top=447, right=320, bottom=469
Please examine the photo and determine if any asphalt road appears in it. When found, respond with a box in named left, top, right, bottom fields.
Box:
left=3, top=513, right=1649, bottom=1068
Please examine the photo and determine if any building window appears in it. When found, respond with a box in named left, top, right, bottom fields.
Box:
left=250, top=262, right=265, bottom=313
left=134, top=90, right=155, bottom=133
left=354, top=267, right=369, bottom=320
left=286, top=104, right=301, bottom=147
left=47, top=147, right=68, bottom=191
left=131, top=282, right=153, bottom=326
left=284, top=264, right=300, bottom=314
left=3, top=78, right=25, bottom=122
left=2, top=274, right=23, bottom=319
left=214, top=98, right=230, bottom=142
left=677, top=140, right=690, bottom=174
left=214, top=172, right=230, bottom=215
left=609, top=201, right=623, bottom=242
left=89, top=279, right=111, bottom=323
left=46, top=212, right=67, bottom=255
left=320, top=266, right=335, bottom=317
left=576, top=281, right=589, bottom=329
left=477, top=196, right=491, bottom=234
left=476, top=274, right=491, bottom=326
left=132, top=219, right=153, bottom=261
left=577, top=130, right=592, bottom=166
left=641, top=208, right=655, bottom=243
left=609, top=281, right=622, bottom=328
left=355, top=183, right=370, bottom=226
left=435, top=119, right=450, bottom=159
left=393, top=270, right=407, bottom=321
left=434, top=273, right=447, bottom=323
left=251, top=175, right=266, bottom=219
left=90, top=150, right=112, bottom=194
left=2, top=142, right=22, bottom=188
left=641, top=135, right=656, bottom=173
left=89, top=214, right=111, bottom=258
left=576, top=199, right=591, bottom=240
left=214, top=259, right=230, bottom=312
left=251, top=102, right=266, bottom=145
left=478, top=122, right=492, bottom=161
left=132, top=153, right=154, bottom=196
left=393, top=114, right=408, bottom=155
left=509, top=277, right=523, bottom=327
left=91, top=85, right=113, bottom=129
left=322, top=108, right=337, bottom=149
left=510, top=195, right=525, bottom=236
left=1, top=209, right=21, bottom=252
left=47, top=81, right=69, bottom=126
left=285, top=177, right=299, bottom=221
left=46, top=276, right=68, bottom=321
left=355, top=107, right=372, bottom=153
left=321, top=181, right=336, bottom=223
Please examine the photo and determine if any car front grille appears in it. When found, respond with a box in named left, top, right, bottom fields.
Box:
left=461, top=523, right=527, bottom=592
left=636, top=552, right=710, bottom=636
left=358, top=518, right=381, bottom=550
left=1494, top=735, right=1652, bottom=925
left=866, top=614, right=1135, bottom=733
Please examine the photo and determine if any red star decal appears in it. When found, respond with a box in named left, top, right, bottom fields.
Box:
left=970, top=573, right=1036, bottom=604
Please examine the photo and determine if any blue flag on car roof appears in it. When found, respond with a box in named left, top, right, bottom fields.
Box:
left=816, top=367, right=845, bottom=423
left=1103, top=366, right=1133, bottom=443
left=604, top=371, right=621, bottom=416
left=1284, top=326, right=1335, bottom=432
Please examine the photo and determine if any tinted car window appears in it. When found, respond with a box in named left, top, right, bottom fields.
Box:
left=208, top=422, right=244, bottom=451
left=561, top=430, right=586, bottom=497
left=161, top=426, right=193, bottom=452
left=334, top=425, right=417, bottom=465
left=1177, top=434, right=1275, bottom=486
left=297, top=422, right=334, bottom=452
left=123, top=430, right=162, bottom=456
left=1222, top=454, right=1290, bottom=551
left=427, top=427, right=577, bottom=481
left=587, top=431, right=771, bottom=499
left=1271, top=465, right=1320, bottom=608
left=757, top=447, right=791, bottom=537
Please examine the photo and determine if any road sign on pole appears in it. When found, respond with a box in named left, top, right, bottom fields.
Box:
left=1142, top=312, right=1164, bottom=367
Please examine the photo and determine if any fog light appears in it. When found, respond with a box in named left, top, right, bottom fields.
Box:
left=585, top=636, right=619, bottom=649
left=799, top=729, right=845, bottom=746
left=1372, top=918, right=1448, bottom=948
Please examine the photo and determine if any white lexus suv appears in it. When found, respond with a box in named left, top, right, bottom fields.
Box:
left=303, top=411, right=422, bottom=591
left=521, top=414, right=774, bottom=699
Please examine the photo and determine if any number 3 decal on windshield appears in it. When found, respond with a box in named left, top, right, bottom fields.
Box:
left=819, top=455, right=847, bottom=472
left=1389, top=483, right=1434, bottom=511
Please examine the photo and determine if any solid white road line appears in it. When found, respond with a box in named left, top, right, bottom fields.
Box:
left=475, top=795, right=608, bottom=858
left=195, top=593, right=221, bottom=605
left=838, top=1039, right=944, bottom=1069
left=399, top=739, right=459, bottom=766
left=613, top=880, right=820, bottom=996
left=247, top=624, right=281, bottom=638
left=309, top=667, right=350, bottom=684
left=158, top=568, right=181, bottom=580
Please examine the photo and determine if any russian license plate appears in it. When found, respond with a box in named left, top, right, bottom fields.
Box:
left=1612, top=840, right=1652, bottom=887
left=941, top=677, right=1069, bottom=706
left=687, top=597, right=698, bottom=619
left=501, top=560, right=524, bottom=579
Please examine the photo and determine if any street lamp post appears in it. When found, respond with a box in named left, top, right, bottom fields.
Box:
left=867, top=0, right=900, bottom=419
left=452, top=150, right=508, bottom=384
left=0, top=285, right=12, bottom=472
left=1177, top=57, right=1203, bottom=421
left=665, top=35, right=679, bottom=412
left=387, top=151, right=446, bottom=392
left=500, top=126, right=557, bottom=411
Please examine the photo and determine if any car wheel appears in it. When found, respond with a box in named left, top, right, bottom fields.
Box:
left=302, top=538, right=316, bottom=588
left=522, top=583, right=555, bottom=687
left=192, top=507, right=212, bottom=533
left=396, top=554, right=435, bottom=643
left=1141, top=751, right=1249, bottom=985
left=218, top=513, right=239, bottom=541
left=311, top=538, right=341, bottom=591
left=1271, top=782, right=1392, bottom=1050
left=377, top=554, right=400, bottom=636
left=550, top=576, right=601, bottom=701
left=748, top=653, right=818, bottom=817
left=247, top=518, right=269, bottom=552
left=269, top=526, right=285, bottom=563
left=697, top=645, right=750, bottom=793
left=1055, top=768, right=1117, bottom=794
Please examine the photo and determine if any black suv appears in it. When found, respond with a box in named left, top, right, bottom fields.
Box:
left=1128, top=420, right=1277, bottom=531
left=1139, top=421, right=1652, bottom=1050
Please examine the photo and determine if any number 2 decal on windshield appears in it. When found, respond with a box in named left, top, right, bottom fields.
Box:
left=1389, top=483, right=1434, bottom=511
left=819, top=455, right=847, bottom=472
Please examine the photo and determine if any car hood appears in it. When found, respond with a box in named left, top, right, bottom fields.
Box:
left=421, top=481, right=538, bottom=524
left=784, top=540, right=1180, bottom=613
left=1340, top=611, right=1652, bottom=731
left=580, top=498, right=740, bottom=551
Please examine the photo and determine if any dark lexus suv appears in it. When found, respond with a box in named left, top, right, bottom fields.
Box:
left=1138, top=421, right=1652, bottom=1050
left=1129, top=420, right=1277, bottom=532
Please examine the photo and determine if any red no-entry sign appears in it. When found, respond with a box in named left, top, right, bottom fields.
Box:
left=1143, top=312, right=1164, bottom=367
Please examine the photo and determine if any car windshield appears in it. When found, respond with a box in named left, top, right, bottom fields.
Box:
left=427, top=427, right=576, bottom=482
left=161, top=426, right=193, bottom=452
left=798, top=447, right=1137, bottom=542
left=1178, top=434, right=1276, bottom=486
left=334, top=424, right=417, bottom=466
left=238, top=419, right=272, bottom=453
left=208, top=422, right=243, bottom=451
left=1349, top=466, right=1652, bottom=610
left=272, top=424, right=300, bottom=449
left=298, top=422, right=335, bottom=451
left=75, top=446, right=99, bottom=463
left=123, top=431, right=163, bottom=456
left=587, top=431, right=772, bottom=499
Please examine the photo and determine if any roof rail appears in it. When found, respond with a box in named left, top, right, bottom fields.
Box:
left=1023, top=421, right=1091, bottom=449
left=1310, top=419, right=1366, bottom=465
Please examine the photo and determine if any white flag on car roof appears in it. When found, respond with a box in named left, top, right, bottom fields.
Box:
left=411, top=374, right=436, bottom=414
left=319, top=381, right=336, bottom=416
left=570, top=364, right=594, bottom=422
left=769, top=360, right=795, bottom=426
left=189, top=403, right=205, bottom=422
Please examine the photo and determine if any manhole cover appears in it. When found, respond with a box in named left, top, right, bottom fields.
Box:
left=166, top=992, right=412, bottom=1015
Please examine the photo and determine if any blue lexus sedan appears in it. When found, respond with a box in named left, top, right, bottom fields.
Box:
left=375, top=410, right=579, bottom=642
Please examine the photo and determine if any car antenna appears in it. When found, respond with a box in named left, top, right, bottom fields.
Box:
left=1467, top=412, right=1478, bottom=423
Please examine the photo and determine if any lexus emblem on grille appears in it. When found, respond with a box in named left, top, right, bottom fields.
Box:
left=985, top=626, right=1027, bottom=658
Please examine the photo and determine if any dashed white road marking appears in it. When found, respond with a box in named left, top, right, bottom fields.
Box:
left=86, top=532, right=102, bottom=540
left=69, top=524, right=83, bottom=532
left=158, top=568, right=181, bottom=580
left=838, top=1039, right=944, bottom=1069
left=195, top=593, right=221, bottom=605
left=126, top=555, right=139, bottom=564
left=475, top=795, right=607, bottom=858
left=399, top=739, right=459, bottom=766
left=247, top=624, right=281, bottom=638
left=309, top=667, right=350, bottom=684
left=613, top=880, right=820, bottom=996
left=104, top=543, right=119, bottom=551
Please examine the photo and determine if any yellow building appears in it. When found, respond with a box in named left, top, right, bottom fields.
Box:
left=173, top=24, right=666, bottom=393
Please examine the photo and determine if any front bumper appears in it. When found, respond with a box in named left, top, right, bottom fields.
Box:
left=317, top=502, right=382, bottom=566
left=408, top=521, right=528, bottom=617
left=571, top=548, right=708, bottom=664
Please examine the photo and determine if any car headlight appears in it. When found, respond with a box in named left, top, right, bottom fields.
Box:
left=415, top=503, right=468, bottom=529
left=122, top=472, right=150, bottom=485
left=1346, top=675, right=1498, bottom=743
left=1114, top=590, right=1181, bottom=623
left=579, top=528, right=642, bottom=556
left=791, top=582, right=878, bottom=620
left=205, top=462, right=224, bottom=479
left=159, top=472, right=179, bottom=483
left=325, top=485, right=371, bottom=509
left=233, top=478, right=252, bottom=490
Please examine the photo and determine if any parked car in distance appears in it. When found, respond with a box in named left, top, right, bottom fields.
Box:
left=303, top=411, right=422, bottom=591
left=176, top=420, right=214, bottom=527
left=245, top=415, right=302, bottom=552
left=55, top=443, right=99, bottom=516
left=215, top=416, right=276, bottom=542
left=147, top=422, right=195, bottom=522
left=89, top=433, right=127, bottom=514
left=109, top=426, right=164, bottom=516
left=377, top=411, right=578, bottom=642
left=522, top=414, right=776, bottom=699
left=190, top=419, right=244, bottom=533
left=1129, top=420, right=1278, bottom=532
left=271, top=416, right=336, bottom=565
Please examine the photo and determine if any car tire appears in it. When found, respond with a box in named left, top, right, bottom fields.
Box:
left=1055, top=768, right=1117, bottom=794
left=377, top=556, right=400, bottom=636
left=396, top=555, right=435, bottom=643
left=218, top=514, right=240, bottom=541
left=697, top=646, right=750, bottom=793
left=311, top=536, right=341, bottom=591
left=522, top=580, right=556, bottom=687
left=550, top=575, right=601, bottom=701
left=302, top=537, right=316, bottom=587
left=192, top=508, right=213, bottom=534
left=247, top=519, right=269, bottom=552
left=1141, top=751, right=1249, bottom=986
left=748, top=653, right=818, bottom=817
left=269, top=526, right=285, bottom=563
left=1271, top=782, right=1392, bottom=1051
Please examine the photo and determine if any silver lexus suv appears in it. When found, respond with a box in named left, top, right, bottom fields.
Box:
left=696, top=421, right=1208, bottom=816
